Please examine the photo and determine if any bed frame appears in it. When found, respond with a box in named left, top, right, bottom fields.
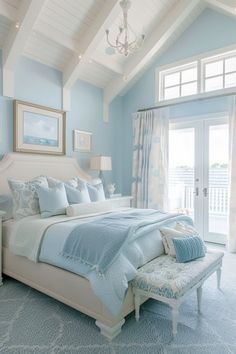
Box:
left=0, top=153, right=144, bottom=340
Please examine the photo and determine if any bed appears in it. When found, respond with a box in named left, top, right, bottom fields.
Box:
left=0, top=153, right=190, bottom=340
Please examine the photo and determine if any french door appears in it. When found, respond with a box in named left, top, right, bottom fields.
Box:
left=168, top=116, right=229, bottom=244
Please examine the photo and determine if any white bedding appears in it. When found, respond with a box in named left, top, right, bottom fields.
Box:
left=2, top=219, right=16, bottom=248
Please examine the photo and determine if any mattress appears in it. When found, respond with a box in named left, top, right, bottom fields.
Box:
left=2, top=219, right=16, bottom=248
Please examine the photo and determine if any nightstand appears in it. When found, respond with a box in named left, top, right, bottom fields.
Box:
left=0, top=211, right=5, bottom=286
left=109, top=196, right=133, bottom=208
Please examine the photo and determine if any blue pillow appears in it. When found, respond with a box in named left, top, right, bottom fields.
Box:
left=87, top=182, right=105, bottom=202
left=36, top=183, right=69, bottom=218
left=0, top=195, right=13, bottom=221
left=172, top=236, right=206, bottom=263
left=64, top=184, right=90, bottom=204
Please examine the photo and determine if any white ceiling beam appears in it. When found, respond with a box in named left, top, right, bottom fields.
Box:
left=33, top=22, right=123, bottom=75
left=93, top=53, right=123, bottom=75
left=103, top=0, right=202, bottom=119
left=205, top=0, right=236, bottom=18
left=2, top=0, right=47, bottom=97
left=0, top=0, right=17, bottom=22
left=63, top=0, right=121, bottom=90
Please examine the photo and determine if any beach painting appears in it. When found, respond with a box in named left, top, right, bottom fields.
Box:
left=14, top=100, right=66, bottom=155
left=23, top=111, right=59, bottom=147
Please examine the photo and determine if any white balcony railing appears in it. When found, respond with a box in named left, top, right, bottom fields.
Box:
left=170, top=185, right=228, bottom=215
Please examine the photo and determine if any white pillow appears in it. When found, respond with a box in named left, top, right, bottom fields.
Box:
left=66, top=200, right=113, bottom=217
left=160, top=223, right=201, bottom=257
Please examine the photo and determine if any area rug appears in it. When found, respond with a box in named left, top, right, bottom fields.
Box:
left=0, top=251, right=235, bottom=354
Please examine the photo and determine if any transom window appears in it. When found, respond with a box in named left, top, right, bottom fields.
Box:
left=158, top=48, right=236, bottom=102
left=202, top=54, right=236, bottom=92
left=160, top=62, right=198, bottom=101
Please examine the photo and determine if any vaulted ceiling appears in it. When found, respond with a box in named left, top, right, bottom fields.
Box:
left=0, top=0, right=235, bottom=119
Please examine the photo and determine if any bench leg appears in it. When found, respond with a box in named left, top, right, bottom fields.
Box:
left=197, top=286, right=202, bottom=314
left=172, top=305, right=179, bottom=337
left=134, top=293, right=140, bottom=322
left=217, top=267, right=222, bottom=289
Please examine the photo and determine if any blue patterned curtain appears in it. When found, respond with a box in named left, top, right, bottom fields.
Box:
left=132, top=108, right=169, bottom=210
left=228, top=96, right=236, bottom=253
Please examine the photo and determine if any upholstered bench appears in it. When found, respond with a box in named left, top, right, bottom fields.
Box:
left=132, top=251, right=224, bottom=336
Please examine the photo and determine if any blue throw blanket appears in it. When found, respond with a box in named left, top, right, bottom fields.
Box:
left=61, top=209, right=192, bottom=275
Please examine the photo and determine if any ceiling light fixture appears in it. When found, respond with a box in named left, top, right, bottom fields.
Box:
left=105, top=0, right=145, bottom=57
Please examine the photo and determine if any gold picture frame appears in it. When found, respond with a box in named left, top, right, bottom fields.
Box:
left=14, top=100, right=66, bottom=155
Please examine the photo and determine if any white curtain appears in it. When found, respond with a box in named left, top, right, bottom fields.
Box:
left=228, top=96, right=236, bottom=252
left=132, top=108, right=169, bottom=210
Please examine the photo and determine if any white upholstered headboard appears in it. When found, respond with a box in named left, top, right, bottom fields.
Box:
left=0, top=153, right=91, bottom=195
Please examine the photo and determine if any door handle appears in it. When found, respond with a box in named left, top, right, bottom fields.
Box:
left=203, top=187, right=208, bottom=197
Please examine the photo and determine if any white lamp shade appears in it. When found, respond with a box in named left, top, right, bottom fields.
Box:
left=90, top=155, right=112, bottom=171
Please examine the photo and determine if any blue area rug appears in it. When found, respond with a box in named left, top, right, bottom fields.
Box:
left=0, top=251, right=235, bottom=354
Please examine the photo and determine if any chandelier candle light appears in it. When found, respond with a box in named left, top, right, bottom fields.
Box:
left=105, top=0, right=145, bottom=57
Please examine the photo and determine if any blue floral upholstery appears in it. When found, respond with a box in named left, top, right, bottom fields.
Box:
left=132, top=251, right=224, bottom=299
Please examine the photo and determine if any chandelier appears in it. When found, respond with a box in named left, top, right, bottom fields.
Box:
left=105, top=0, right=145, bottom=57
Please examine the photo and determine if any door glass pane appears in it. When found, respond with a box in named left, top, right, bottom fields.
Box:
left=208, top=124, right=229, bottom=244
left=169, top=128, right=195, bottom=219
left=205, top=76, right=223, bottom=92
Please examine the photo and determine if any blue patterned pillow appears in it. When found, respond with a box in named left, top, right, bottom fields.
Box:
left=172, top=236, right=206, bottom=263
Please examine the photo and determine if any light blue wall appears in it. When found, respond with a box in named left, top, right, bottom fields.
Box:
left=0, top=53, right=123, bottom=191
left=121, top=8, right=236, bottom=195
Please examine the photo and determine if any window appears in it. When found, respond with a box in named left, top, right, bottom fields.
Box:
left=160, top=62, right=198, bottom=101
left=158, top=47, right=236, bottom=102
left=202, top=53, right=236, bottom=92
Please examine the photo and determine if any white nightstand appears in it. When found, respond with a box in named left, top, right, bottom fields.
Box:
left=0, top=211, right=5, bottom=286
left=109, top=196, right=133, bottom=208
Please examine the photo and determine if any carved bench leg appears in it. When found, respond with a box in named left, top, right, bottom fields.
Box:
left=197, top=286, right=202, bottom=314
left=217, top=267, right=222, bottom=289
left=172, top=304, right=179, bottom=337
left=134, top=292, right=141, bottom=322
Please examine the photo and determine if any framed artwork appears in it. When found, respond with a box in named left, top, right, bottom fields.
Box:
left=14, top=100, right=66, bottom=155
left=73, top=130, right=92, bottom=152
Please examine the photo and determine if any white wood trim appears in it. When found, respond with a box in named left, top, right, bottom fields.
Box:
left=206, top=0, right=236, bottom=19
left=93, top=53, right=123, bottom=75
left=0, top=0, right=17, bottom=22
left=0, top=153, right=91, bottom=195
left=2, top=0, right=47, bottom=97
left=63, top=0, right=120, bottom=90
left=103, top=0, right=202, bottom=110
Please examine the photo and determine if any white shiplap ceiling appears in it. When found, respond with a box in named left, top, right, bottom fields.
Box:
left=0, top=0, right=235, bottom=114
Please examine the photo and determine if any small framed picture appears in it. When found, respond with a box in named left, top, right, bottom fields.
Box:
left=73, top=130, right=92, bottom=152
left=14, top=100, right=66, bottom=155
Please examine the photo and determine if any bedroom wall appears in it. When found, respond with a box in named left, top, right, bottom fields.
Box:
left=120, top=8, right=236, bottom=195
left=0, top=53, right=123, bottom=192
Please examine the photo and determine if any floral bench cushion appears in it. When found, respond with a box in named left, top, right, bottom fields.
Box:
left=132, top=251, right=224, bottom=299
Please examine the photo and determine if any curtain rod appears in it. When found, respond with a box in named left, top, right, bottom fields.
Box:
left=137, top=90, right=236, bottom=112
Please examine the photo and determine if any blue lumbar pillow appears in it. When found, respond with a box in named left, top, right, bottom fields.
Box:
left=36, top=183, right=69, bottom=218
left=172, top=235, right=206, bottom=263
